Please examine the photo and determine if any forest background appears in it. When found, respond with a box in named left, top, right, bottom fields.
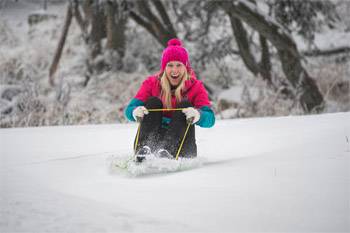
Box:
left=0, top=0, right=349, bottom=128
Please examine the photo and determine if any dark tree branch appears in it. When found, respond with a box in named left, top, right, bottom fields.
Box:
left=129, top=10, right=161, bottom=44
left=302, top=46, right=350, bottom=57
left=228, top=15, right=259, bottom=75
left=128, top=0, right=176, bottom=47
left=151, top=0, right=176, bottom=36
left=228, top=11, right=272, bottom=84
left=49, top=2, right=73, bottom=86
left=220, top=1, right=299, bottom=58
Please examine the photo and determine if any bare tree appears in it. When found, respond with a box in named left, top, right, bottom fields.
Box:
left=49, top=0, right=129, bottom=86
left=218, top=0, right=324, bottom=112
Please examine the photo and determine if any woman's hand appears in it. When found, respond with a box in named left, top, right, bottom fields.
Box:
left=182, top=107, right=200, bottom=124
left=132, top=106, right=149, bottom=121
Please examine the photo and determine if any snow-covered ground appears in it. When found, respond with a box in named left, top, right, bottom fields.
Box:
left=1, top=113, right=349, bottom=232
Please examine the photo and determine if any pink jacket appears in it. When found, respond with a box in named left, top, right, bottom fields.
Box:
left=134, top=74, right=211, bottom=117
left=125, top=73, right=215, bottom=127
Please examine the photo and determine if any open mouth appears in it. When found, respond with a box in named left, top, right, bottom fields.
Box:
left=171, top=74, right=180, bottom=79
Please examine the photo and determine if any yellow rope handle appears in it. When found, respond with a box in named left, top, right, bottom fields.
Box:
left=175, top=121, right=192, bottom=160
left=133, top=123, right=141, bottom=154
left=148, top=108, right=185, bottom=112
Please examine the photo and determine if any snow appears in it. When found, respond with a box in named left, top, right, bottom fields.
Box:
left=1, top=112, right=349, bottom=232
left=218, top=86, right=260, bottom=103
left=296, top=30, right=350, bottom=51
left=237, top=0, right=292, bottom=37
left=111, top=155, right=206, bottom=177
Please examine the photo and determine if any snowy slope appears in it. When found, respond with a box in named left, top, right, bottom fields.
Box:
left=1, top=113, right=349, bottom=232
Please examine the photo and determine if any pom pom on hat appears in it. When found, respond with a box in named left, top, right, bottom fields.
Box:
left=161, top=38, right=190, bottom=71
left=167, top=38, right=182, bottom=47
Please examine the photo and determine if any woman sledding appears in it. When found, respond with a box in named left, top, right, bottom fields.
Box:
left=124, top=38, right=215, bottom=162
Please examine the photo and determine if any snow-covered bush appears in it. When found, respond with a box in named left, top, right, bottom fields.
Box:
left=0, top=7, right=150, bottom=127
left=0, top=20, right=19, bottom=47
left=307, top=55, right=350, bottom=112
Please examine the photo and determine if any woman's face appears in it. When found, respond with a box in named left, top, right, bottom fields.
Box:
left=165, top=61, right=186, bottom=86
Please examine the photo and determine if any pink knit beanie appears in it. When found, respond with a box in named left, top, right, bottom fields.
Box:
left=161, top=38, right=190, bottom=71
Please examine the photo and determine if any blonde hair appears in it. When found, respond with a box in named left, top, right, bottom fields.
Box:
left=160, top=71, right=189, bottom=109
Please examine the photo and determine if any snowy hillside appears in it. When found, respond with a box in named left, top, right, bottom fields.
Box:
left=1, top=113, right=349, bottom=232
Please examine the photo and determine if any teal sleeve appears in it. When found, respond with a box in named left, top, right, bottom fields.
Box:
left=196, top=106, right=215, bottom=128
left=124, top=98, right=144, bottom=122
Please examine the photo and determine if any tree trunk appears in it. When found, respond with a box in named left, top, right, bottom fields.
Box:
left=89, top=0, right=105, bottom=60
left=219, top=0, right=323, bottom=112
left=76, top=0, right=107, bottom=86
left=278, top=50, right=323, bottom=112
left=82, top=0, right=93, bottom=24
left=72, top=0, right=88, bottom=39
left=259, top=35, right=272, bottom=84
left=49, top=2, right=73, bottom=86
left=106, top=0, right=127, bottom=58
